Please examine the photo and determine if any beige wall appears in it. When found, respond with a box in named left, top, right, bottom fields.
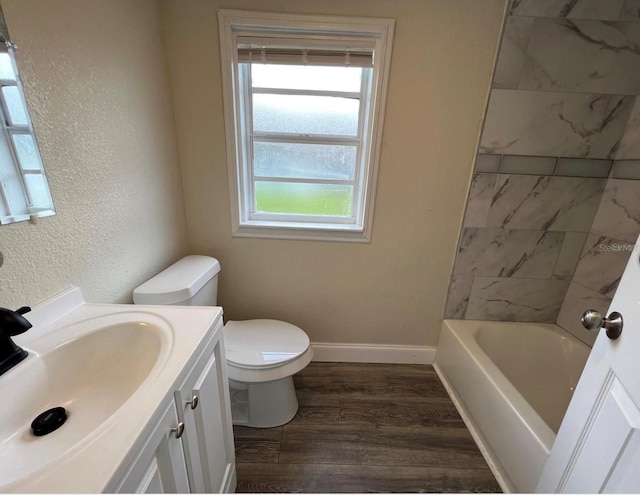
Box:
left=162, top=0, right=506, bottom=346
left=0, top=0, right=189, bottom=308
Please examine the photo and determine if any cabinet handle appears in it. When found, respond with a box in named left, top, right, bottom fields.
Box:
left=172, top=422, right=185, bottom=439
left=187, top=395, right=199, bottom=410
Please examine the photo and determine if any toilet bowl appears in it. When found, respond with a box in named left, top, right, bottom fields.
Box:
left=225, top=319, right=313, bottom=427
left=133, top=255, right=313, bottom=428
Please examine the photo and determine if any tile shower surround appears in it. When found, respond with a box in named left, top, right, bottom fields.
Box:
left=446, top=163, right=640, bottom=342
left=445, top=3, right=640, bottom=344
left=509, top=0, right=640, bottom=21
left=446, top=168, right=607, bottom=322
left=479, top=91, right=634, bottom=159
left=486, top=13, right=640, bottom=160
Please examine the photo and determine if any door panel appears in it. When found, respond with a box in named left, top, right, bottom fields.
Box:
left=562, top=376, right=640, bottom=492
left=116, top=405, right=190, bottom=494
left=176, top=333, right=235, bottom=493
left=536, top=236, right=640, bottom=493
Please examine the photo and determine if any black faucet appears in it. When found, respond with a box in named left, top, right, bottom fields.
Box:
left=0, top=306, right=32, bottom=376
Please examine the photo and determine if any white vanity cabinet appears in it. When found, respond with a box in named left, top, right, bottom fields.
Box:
left=174, top=320, right=236, bottom=493
left=115, top=403, right=191, bottom=493
left=111, top=317, right=236, bottom=493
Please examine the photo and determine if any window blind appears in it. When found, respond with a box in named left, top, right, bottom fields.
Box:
left=236, top=37, right=374, bottom=67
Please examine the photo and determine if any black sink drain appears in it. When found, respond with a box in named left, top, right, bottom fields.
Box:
left=31, top=407, right=67, bottom=436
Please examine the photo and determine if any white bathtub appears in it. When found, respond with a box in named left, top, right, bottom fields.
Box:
left=434, top=319, right=590, bottom=493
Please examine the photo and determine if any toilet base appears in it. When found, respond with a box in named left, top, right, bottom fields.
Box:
left=229, top=376, right=299, bottom=428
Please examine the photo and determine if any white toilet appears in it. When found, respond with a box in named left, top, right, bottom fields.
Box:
left=133, top=255, right=313, bottom=428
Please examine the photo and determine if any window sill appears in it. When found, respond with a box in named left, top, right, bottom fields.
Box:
left=0, top=208, right=55, bottom=225
left=233, top=221, right=371, bottom=243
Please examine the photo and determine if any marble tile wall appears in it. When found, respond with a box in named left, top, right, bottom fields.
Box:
left=445, top=3, right=640, bottom=341
left=480, top=91, right=634, bottom=158
left=558, top=179, right=640, bottom=344
left=445, top=170, right=605, bottom=323
left=522, top=20, right=640, bottom=95
left=618, top=99, right=640, bottom=159
left=509, top=0, right=627, bottom=20
left=487, top=175, right=605, bottom=231
left=485, top=7, right=640, bottom=159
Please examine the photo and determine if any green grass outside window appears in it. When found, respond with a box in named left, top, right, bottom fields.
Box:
left=255, top=182, right=353, bottom=216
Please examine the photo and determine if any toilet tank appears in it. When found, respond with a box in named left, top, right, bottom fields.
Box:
left=133, top=255, right=221, bottom=306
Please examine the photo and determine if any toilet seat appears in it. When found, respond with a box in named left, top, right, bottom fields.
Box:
left=224, top=319, right=313, bottom=383
left=224, top=319, right=310, bottom=368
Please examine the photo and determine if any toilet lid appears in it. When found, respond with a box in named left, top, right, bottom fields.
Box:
left=224, top=319, right=310, bottom=369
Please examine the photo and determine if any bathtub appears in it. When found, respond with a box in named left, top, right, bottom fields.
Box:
left=434, top=319, right=590, bottom=493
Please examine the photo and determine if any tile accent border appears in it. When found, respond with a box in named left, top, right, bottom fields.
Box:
left=555, top=158, right=612, bottom=178
left=475, top=154, right=501, bottom=173
left=500, top=155, right=556, bottom=175
left=612, top=159, right=640, bottom=179
left=311, top=342, right=436, bottom=364
left=476, top=153, right=614, bottom=178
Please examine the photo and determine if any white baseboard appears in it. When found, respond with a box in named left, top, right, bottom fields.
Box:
left=310, top=342, right=436, bottom=364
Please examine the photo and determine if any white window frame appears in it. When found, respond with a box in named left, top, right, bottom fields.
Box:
left=0, top=42, right=54, bottom=225
left=218, top=10, right=394, bottom=242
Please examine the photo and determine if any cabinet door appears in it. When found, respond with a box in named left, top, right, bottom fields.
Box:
left=116, top=404, right=190, bottom=494
left=177, top=338, right=236, bottom=493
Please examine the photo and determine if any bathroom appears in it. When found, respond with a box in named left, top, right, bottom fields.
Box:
left=1, top=0, right=640, bottom=492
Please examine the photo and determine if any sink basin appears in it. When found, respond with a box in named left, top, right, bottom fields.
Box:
left=0, top=314, right=172, bottom=488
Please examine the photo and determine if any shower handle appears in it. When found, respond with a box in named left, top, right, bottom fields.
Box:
left=581, top=309, right=623, bottom=340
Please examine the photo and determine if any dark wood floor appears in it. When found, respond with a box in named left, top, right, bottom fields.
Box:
left=233, top=362, right=501, bottom=493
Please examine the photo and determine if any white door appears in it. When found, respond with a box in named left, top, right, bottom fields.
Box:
left=536, top=238, right=640, bottom=493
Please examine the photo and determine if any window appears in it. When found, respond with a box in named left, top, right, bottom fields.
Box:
left=0, top=41, right=54, bottom=225
left=218, top=10, right=394, bottom=242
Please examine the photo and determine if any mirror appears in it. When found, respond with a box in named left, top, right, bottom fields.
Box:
left=0, top=4, right=55, bottom=225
